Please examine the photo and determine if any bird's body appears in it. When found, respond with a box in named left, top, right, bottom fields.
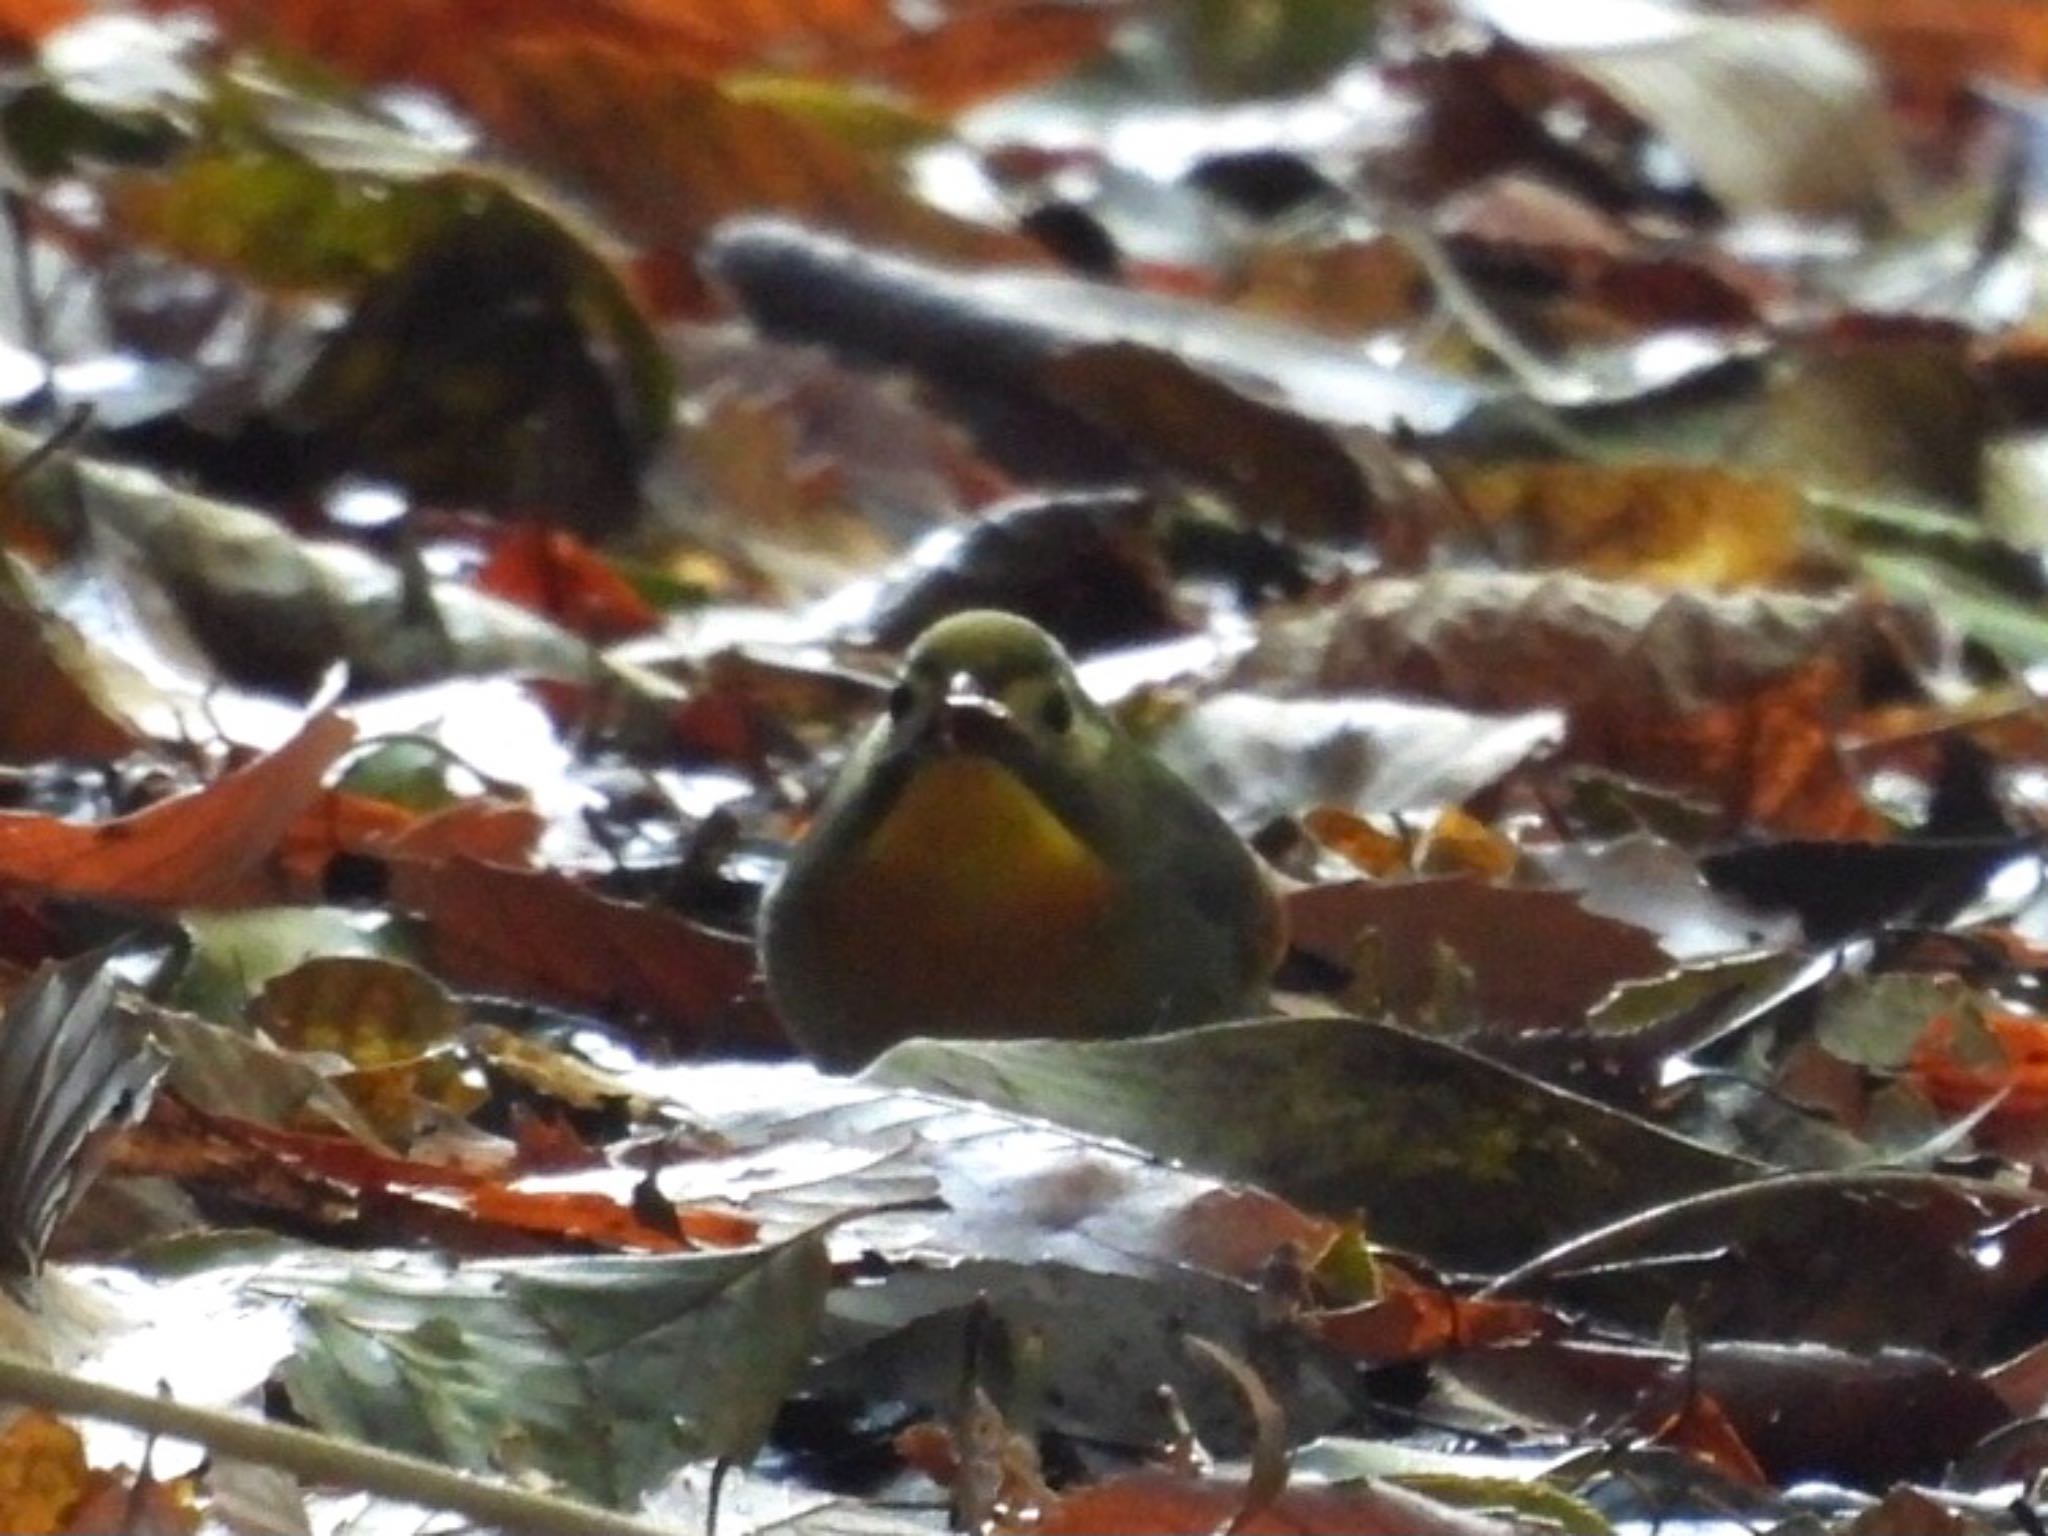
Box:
left=760, top=611, right=1283, bottom=1069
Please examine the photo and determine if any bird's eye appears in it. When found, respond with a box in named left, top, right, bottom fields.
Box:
left=1040, top=688, right=1074, bottom=734
left=888, top=682, right=915, bottom=723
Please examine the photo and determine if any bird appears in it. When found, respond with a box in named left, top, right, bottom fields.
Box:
left=759, top=609, right=1284, bottom=1069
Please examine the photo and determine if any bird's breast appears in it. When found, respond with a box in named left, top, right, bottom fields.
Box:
left=807, top=753, right=1123, bottom=1034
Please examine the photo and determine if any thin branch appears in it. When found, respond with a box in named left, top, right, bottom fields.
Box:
left=0, top=1352, right=683, bottom=1536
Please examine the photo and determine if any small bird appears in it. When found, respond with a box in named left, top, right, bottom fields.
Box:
left=760, top=610, right=1284, bottom=1069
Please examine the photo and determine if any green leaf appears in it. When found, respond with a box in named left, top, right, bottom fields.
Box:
left=1809, top=489, right=2048, bottom=664
left=174, top=907, right=405, bottom=1025
left=871, top=1016, right=1753, bottom=1270
left=277, top=1237, right=832, bottom=1506
left=0, top=80, right=182, bottom=181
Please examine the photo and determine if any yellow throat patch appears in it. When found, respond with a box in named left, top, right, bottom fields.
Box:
left=815, top=752, right=1118, bottom=1029
left=855, top=753, right=1105, bottom=906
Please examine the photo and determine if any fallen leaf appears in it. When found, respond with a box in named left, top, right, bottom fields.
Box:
left=1450, top=1335, right=2006, bottom=1487
left=1910, top=1010, right=2048, bottom=1128
left=150, top=0, right=1117, bottom=115
left=481, top=45, right=1027, bottom=305
left=0, top=956, right=163, bottom=1275
left=1233, top=573, right=1919, bottom=834
left=1486, top=1169, right=2048, bottom=1360
left=872, top=1017, right=1752, bottom=1269
left=113, top=1094, right=750, bottom=1253
left=280, top=791, right=543, bottom=895
left=704, top=220, right=1492, bottom=531
left=54, top=434, right=598, bottom=693
left=475, top=523, right=660, bottom=641
left=1286, top=878, right=1673, bottom=1032
left=0, top=711, right=353, bottom=908
left=1310, top=1282, right=1555, bottom=1367
left=1446, top=462, right=1809, bottom=588
left=1815, top=0, right=2048, bottom=118
left=1035, top=1468, right=1536, bottom=1536
left=0, top=556, right=145, bottom=759
left=386, top=858, right=765, bottom=1048
left=1484, top=0, right=1905, bottom=220
left=277, top=1235, right=831, bottom=1504
left=0, top=1411, right=88, bottom=1536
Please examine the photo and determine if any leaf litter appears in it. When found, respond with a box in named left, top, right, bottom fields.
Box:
left=6, top=2, right=2048, bottom=1535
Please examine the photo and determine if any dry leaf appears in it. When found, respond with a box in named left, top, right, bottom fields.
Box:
left=148, top=0, right=1115, bottom=114
left=0, top=1411, right=87, bottom=1536
left=0, top=712, right=354, bottom=908
left=1447, top=462, right=1808, bottom=588
left=386, top=858, right=766, bottom=1047
left=1287, top=878, right=1672, bottom=1032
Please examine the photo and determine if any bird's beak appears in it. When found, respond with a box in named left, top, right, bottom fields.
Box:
left=930, top=673, right=1013, bottom=755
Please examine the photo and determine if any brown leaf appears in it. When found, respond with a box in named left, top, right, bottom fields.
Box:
left=1485, top=1169, right=2048, bottom=1360
left=1037, top=342, right=1374, bottom=540
left=387, top=857, right=767, bottom=1047
left=1446, top=462, right=1809, bottom=588
left=0, top=712, right=354, bottom=907
left=704, top=221, right=1488, bottom=530
left=0, top=0, right=76, bottom=49
left=1438, top=174, right=1770, bottom=329
left=112, top=1095, right=754, bottom=1253
left=0, top=1411, right=88, bottom=1536
left=1287, top=878, right=1673, bottom=1032
left=1034, top=1469, right=1530, bottom=1536
left=1450, top=1336, right=2007, bottom=1487
left=1235, top=573, right=1919, bottom=835
left=281, top=792, right=543, bottom=895
left=479, top=44, right=1029, bottom=299
left=867, top=488, right=1183, bottom=653
left=148, top=0, right=1115, bottom=115
left=0, top=566, right=144, bottom=761
left=475, top=523, right=660, bottom=642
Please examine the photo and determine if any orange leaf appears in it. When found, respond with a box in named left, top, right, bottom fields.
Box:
left=387, top=857, right=769, bottom=1046
left=1816, top=0, right=2048, bottom=118
left=1036, top=1469, right=1525, bottom=1536
left=0, top=713, right=354, bottom=907
left=476, top=42, right=1029, bottom=292
left=1313, top=1284, right=1553, bottom=1366
left=145, top=0, right=1112, bottom=114
left=116, top=1096, right=756, bottom=1252
left=0, top=1411, right=87, bottom=1536
left=282, top=791, right=543, bottom=892
left=1649, top=1390, right=1769, bottom=1488
left=1910, top=1011, right=2048, bottom=1126
left=0, top=0, right=78, bottom=49
left=1578, top=658, right=1885, bottom=840
left=476, top=523, right=659, bottom=641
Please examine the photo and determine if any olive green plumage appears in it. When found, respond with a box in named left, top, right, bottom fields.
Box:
left=760, top=610, right=1282, bottom=1070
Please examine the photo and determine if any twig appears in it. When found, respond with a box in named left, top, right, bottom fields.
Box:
left=0, top=1352, right=682, bottom=1536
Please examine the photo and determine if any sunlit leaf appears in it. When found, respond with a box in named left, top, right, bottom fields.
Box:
left=0, top=712, right=352, bottom=908
left=0, top=1411, right=87, bottom=1536
left=146, top=0, right=1119, bottom=114
left=278, top=1236, right=831, bottom=1504
left=1446, top=462, right=1809, bottom=588
left=874, top=1017, right=1752, bottom=1269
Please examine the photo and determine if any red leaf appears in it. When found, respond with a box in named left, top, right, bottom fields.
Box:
left=0, top=713, right=354, bottom=907
left=476, top=523, right=659, bottom=642
left=387, top=857, right=770, bottom=1047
